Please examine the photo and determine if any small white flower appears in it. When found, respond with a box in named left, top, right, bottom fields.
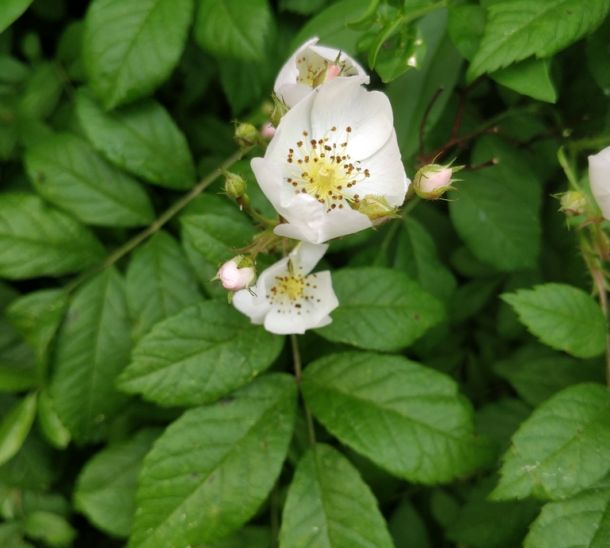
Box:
left=252, top=77, right=409, bottom=244
left=232, top=242, right=338, bottom=335
left=274, top=37, right=369, bottom=108
left=216, top=257, right=256, bottom=291
left=589, top=145, right=610, bottom=219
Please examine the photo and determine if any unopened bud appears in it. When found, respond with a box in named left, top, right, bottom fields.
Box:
left=413, top=164, right=457, bottom=200
left=560, top=190, right=587, bottom=216
left=352, top=194, right=400, bottom=224
left=261, top=122, right=276, bottom=140
left=224, top=171, right=247, bottom=199
left=215, top=256, right=256, bottom=291
left=234, top=123, right=259, bottom=148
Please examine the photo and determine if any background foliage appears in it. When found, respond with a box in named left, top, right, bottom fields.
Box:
left=0, top=0, right=609, bottom=546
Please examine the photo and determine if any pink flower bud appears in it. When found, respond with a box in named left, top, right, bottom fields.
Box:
left=325, top=63, right=342, bottom=81
left=216, top=259, right=256, bottom=291
left=413, top=164, right=455, bottom=200
left=261, top=122, right=276, bottom=139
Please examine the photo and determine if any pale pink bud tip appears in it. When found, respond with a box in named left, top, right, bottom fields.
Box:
left=261, top=122, right=276, bottom=139
left=326, top=64, right=341, bottom=81
left=413, top=165, right=454, bottom=200
left=217, top=260, right=256, bottom=291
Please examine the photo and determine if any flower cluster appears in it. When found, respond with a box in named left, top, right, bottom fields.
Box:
left=217, top=38, right=410, bottom=335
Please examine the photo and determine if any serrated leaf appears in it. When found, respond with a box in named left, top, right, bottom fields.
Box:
left=50, top=269, right=131, bottom=443
left=317, top=267, right=444, bottom=352
left=449, top=136, right=542, bottom=271
left=76, top=91, right=195, bottom=189
left=75, top=429, right=159, bottom=538
left=126, top=231, right=201, bottom=340
left=525, top=478, right=610, bottom=548
left=469, top=0, right=610, bottom=79
left=0, top=0, right=33, bottom=34
left=0, top=393, right=37, bottom=466
left=494, top=383, right=610, bottom=501
left=502, top=284, right=607, bottom=359
left=26, top=133, right=154, bottom=227
left=302, top=352, right=493, bottom=484
left=494, top=345, right=604, bottom=406
left=130, top=374, right=296, bottom=547
left=0, top=193, right=104, bottom=279
left=180, top=209, right=256, bottom=297
left=493, top=57, right=557, bottom=103
left=394, top=217, right=457, bottom=304
left=83, top=0, right=194, bottom=108
left=280, top=444, right=393, bottom=548
left=118, top=300, right=283, bottom=407
left=194, top=0, right=272, bottom=61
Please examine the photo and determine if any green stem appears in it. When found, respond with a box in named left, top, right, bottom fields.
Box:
left=65, top=147, right=251, bottom=293
left=568, top=134, right=610, bottom=154
left=290, top=334, right=316, bottom=446
left=557, top=146, right=582, bottom=192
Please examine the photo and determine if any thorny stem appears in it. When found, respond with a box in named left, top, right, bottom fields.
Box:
left=65, top=147, right=252, bottom=293
left=290, top=334, right=316, bottom=446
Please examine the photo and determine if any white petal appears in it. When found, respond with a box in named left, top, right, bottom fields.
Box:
left=310, top=78, right=394, bottom=160
left=310, top=207, right=372, bottom=242
left=274, top=83, right=313, bottom=109
left=589, top=146, right=610, bottom=219
left=232, top=289, right=268, bottom=324
left=308, top=44, right=369, bottom=81
left=304, top=270, right=339, bottom=324
left=264, top=307, right=310, bottom=335
left=273, top=37, right=319, bottom=99
left=315, top=315, right=333, bottom=328
left=289, top=241, right=328, bottom=274
left=350, top=130, right=409, bottom=207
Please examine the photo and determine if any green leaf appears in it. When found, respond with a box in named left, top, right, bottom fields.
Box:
left=394, top=217, right=457, bottom=304
left=302, top=352, right=493, bottom=484
left=126, top=231, right=201, bottom=340
left=130, top=374, right=296, bottom=547
left=118, top=300, right=283, bottom=407
left=280, top=444, right=393, bottom=548
left=389, top=500, right=431, bottom=548
left=494, top=344, right=604, bottom=406
left=476, top=398, right=532, bottom=455
left=0, top=193, right=104, bottom=279
left=0, top=0, right=33, bottom=34
left=25, top=133, right=154, bottom=227
left=587, top=20, right=610, bottom=96
left=75, top=429, right=159, bottom=538
left=469, top=0, right=610, bottom=79
left=83, top=0, right=194, bottom=108
left=6, top=288, right=68, bottom=375
left=0, top=433, right=56, bottom=490
left=0, top=393, right=37, bottom=466
left=194, top=0, right=272, bottom=61
left=449, top=136, right=542, bottom=271
left=76, top=91, right=195, bottom=189
left=36, top=390, right=70, bottom=450
left=23, top=511, right=76, bottom=547
left=525, top=478, right=610, bottom=548
left=493, top=383, right=610, bottom=501
left=50, top=269, right=132, bottom=443
left=180, top=208, right=256, bottom=297
left=317, top=267, right=444, bottom=352
left=219, top=57, right=274, bottom=116
left=387, top=10, right=463, bottom=161
left=493, top=58, right=557, bottom=103
left=502, top=284, right=607, bottom=359
left=18, top=62, right=63, bottom=120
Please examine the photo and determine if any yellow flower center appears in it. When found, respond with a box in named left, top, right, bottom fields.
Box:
left=274, top=274, right=306, bottom=301
left=296, top=53, right=356, bottom=88
left=266, top=269, right=322, bottom=315
left=285, top=127, right=371, bottom=212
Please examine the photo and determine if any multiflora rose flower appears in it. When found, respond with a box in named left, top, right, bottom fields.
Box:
left=589, top=145, right=610, bottom=219
left=232, top=242, right=338, bottom=335
left=274, top=36, right=369, bottom=108
left=251, top=77, right=410, bottom=244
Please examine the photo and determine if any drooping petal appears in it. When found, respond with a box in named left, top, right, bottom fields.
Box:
left=589, top=146, right=610, bottom=219
left=289, top=241, right=328, bottom=274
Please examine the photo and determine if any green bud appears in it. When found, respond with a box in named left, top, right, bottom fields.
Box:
left=224, top=171, right=247, bottom=199
left=234, top=122, right=259, bottom=148
left=560, top=190, right=587, bottom=216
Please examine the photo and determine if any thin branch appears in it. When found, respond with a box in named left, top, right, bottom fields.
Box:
left=290, top=334, right=316, bottom=446
left=66, top=147, right=251, bottom=293
left=418, top=87, right=444, bottom=158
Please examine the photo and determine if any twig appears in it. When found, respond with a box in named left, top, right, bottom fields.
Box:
left=290, top=334, right=316, bottom=446
left=418, top=87, right=444, bottom=158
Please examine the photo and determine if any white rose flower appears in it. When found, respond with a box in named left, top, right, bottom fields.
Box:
left=252, top=77, right=410, bottom=244
left=274, top=36, right=369, bottom=108
left=589, top=145, right=610, bottom=219
left=232, top=242, right=338, bottom=335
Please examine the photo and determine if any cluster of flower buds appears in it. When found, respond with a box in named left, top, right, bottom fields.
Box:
left=216, top=37, right=411, bottom=334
